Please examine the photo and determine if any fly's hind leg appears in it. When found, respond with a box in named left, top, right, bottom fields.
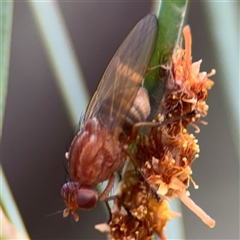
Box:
left=105, top=194, right=133, bottom=223
left=123, top=146, right=160, bottom=202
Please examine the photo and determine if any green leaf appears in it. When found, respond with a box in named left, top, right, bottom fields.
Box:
left=0, top=1, right=13, bottom=138
left=0, top=2, right=30, bottom=239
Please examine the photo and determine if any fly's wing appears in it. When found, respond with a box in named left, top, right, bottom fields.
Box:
left=84, top=14, right=157, bottom=133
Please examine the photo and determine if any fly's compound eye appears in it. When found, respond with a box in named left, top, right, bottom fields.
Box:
left=76, top=187, right=99, bottom=209
left=61, top=182, right=98, bottom=221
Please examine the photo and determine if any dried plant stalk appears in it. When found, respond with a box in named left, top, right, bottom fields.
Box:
left=96, top=25, right=216, bottom=240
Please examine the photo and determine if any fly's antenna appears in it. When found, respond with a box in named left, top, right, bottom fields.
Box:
left=45, top=210, right=64, bottom=218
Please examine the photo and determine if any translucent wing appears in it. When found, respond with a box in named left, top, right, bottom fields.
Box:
left=84, top=14, right=158, bottom=132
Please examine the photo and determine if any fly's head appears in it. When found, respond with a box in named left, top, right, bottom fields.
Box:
left=61, top=182, right=98, bottom=222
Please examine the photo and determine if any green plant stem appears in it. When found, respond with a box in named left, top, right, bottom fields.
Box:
left=147, top=0, right=188, bottom=121
left=150, top=1, right=189, bottom=239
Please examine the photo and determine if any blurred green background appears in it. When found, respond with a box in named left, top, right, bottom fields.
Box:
left=2, top=1, right=239, bottom=239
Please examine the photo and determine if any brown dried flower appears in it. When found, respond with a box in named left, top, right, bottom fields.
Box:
left=96, top=25, right=215, bottom=240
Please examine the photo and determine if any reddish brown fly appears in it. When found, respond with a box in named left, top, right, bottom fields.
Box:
left=61, top=14, right=158, bottom=222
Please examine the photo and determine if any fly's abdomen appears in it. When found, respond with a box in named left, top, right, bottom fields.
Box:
left=123, top=87, right=150, bottom=134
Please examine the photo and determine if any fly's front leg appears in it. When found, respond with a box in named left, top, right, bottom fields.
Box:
left=99, top=174, right=115, bottom=201
left=104, top=200, right=112, bottom=223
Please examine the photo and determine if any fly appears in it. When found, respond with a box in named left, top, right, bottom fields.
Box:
left=61, top=14, right=158, bottom=221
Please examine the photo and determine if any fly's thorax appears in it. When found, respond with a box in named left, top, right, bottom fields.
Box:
left=67, top=118, right=125, bottom=185
left=123, top=87, right=150, bottom=135
left=68, top=118, right=103, bottom=181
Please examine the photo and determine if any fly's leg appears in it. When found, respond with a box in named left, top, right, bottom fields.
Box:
left=104, top=200, right=112, bottom=223
left=105, top=195, right=133, bottom=222
left=99, top=174, right=115, bottom=201
left=130, top=109, right=197, bottom=140
left=123, top=146, right=160, bottom=202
